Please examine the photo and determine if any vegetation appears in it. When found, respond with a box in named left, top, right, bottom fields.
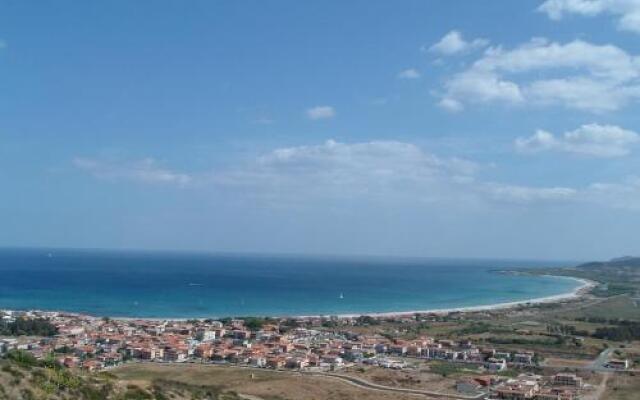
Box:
left=546, top=323, right=589, bottom=337
left=0, top=317, right=57, bottom=336
left=242, top=317, right=266, bottom=331
left=518, top=256, right=640, bottom=302
left=355, top=315, right=380, bottom=326
left=592, top=321, right=640, bottom=342
left=427, top=361, right=474, bottom=377
left=487, top=336, right=563, bottom=346
left=0, top=354, right=248, bottom=400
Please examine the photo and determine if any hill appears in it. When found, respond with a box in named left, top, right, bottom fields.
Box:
left=0, top=350, right=244, bottom=400
left=577, top=256, right=640, bottom=270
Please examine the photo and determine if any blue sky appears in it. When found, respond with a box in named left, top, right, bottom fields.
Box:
left=2, top=0, right=640, bottom=260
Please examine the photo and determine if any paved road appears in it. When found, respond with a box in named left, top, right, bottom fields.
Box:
left=543, top=348, right=618, bottom=372
left=588, top=348, right=614, bottom=373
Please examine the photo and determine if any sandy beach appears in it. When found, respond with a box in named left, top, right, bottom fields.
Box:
left=325, top=276, right=597, bottom=319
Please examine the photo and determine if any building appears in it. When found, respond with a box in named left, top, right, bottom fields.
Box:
left=607, top=358, right=629, bottom=369
left=552, top=373, right=582, bottom=388
left=514, top=352, right=534, bottom=365
left=196, top=328, right=217, bottom=341
left=486, top=357, right=507, bottom=371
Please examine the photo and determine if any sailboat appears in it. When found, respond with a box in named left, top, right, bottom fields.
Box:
left=339, top=292, right=344, bottom=300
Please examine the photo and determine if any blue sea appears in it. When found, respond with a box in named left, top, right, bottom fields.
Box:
left=0, top=248, right=581, bottom=318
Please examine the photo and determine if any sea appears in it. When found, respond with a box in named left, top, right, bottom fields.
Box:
left=0, top=248, right=582, bottom=318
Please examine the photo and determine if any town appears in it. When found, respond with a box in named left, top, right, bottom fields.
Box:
left=2, top=309, right=632, bottom=400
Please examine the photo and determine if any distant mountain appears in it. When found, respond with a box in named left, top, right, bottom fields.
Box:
left=577, top=256, right=640, bottom=269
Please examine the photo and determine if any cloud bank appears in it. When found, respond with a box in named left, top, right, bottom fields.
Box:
left=516, top=123, right=639, bottom=157
left=539, top=0, right=640, bottom=34
left=436, top=38, right=640, bottom=112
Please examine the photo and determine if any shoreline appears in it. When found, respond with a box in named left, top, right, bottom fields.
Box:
left=2, top=275, right=597, bottom=322
left=324, top=276, right=596, bottom=319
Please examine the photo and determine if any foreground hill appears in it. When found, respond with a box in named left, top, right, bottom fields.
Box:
left=0, top=351, right=244, bottom=400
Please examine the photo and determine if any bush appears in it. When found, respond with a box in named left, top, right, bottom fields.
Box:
left=0, top=318, right=58, bottom=336
left=6, top=350, right=39, bottom=367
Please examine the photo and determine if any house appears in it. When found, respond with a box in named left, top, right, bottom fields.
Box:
left=232, top=330, right=251, bottom=340
left=266, top=356, right=286, bottom=369
left=81, top=360, right=104, bottom=372
left=606, top=358, right=629, bottom=369
left=285, top=357, right=309, bottom=369
left=493, top=380, right=538, bottom=399
left=231, top=319, right=245, bottom=329
left=194, top=344, right=213, bottom=359
left=429, top=347, right=448, bottom=359
left=514, top=352, right=534, bottom=365
left=389, top=344, right=407, bottom=356
left=379, top=359, right=405, bottom=369
left=250, top=356, right=266, bottom=367
left=163, top=347, right=187, bottom=362
left=321, top=354, right=344, bottom=367
left=138, top=347, right=161, bottom=360
left=195, top=328, right=216, bottom=341
left=97, top=352, right=123, bottom=366
left=485, top=357, right=507, bottom=371
left=60, top=356, right=80, bottom=368
left=0, top=339, right=17, bottom=354
left=374, top=343, right=387, bottom=354
left=552, top=373, right=582, bottom=388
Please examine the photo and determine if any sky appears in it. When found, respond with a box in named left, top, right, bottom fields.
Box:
left=1, top=0, right=640, bottom=260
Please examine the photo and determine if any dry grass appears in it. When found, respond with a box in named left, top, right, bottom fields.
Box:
left=342, top=365, right=458, bottom=394
left=603, top=373, right=640, bottom=400
left=112, top=363, right=437, bottom=400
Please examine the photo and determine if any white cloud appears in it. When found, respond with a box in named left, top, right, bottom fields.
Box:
left=516, top=123, right=639, bottom=157
left=306, top=106, right=336, bottom=120
left=539, top=0, right=640, bottom=34
left=397, top=68, right=421, bottom=79
left=211, top=140, right=589, bottom=208
left=73, top=141, right=640, bottom=211
left=73, top=157, right=192, bottom=185
left=438, top=97, right=465, bottom=112
left=252, top=139, right=477, bottom=186
left=427, top=30, right=489, bottom=55
left=207, top=139, right=484, bottom=205
left=587, top=176, right=640, bottom=210
left=486, top=183, right=577, bottom=203
left=438, top=38, right=640, bottom=112
left=442, top=70, right=525, bottom=110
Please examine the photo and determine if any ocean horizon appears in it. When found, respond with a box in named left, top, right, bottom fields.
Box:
left=0, top=248, right=583, bottom=318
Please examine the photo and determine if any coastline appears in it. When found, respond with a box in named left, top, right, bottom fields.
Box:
left=323, top=276, right=597, bottom=319
left=2, top=275, right=597, bottom=322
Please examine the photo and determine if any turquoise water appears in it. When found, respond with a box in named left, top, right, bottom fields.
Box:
left=0, top=248, right=581, bottom=318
